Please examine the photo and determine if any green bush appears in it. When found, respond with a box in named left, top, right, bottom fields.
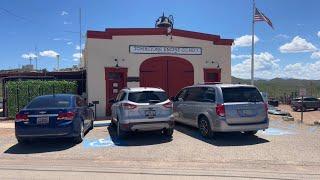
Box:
left=5, top=80, right=77, bottom=118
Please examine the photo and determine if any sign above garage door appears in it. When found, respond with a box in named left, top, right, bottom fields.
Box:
left=129, top=45, right=202, bottom=55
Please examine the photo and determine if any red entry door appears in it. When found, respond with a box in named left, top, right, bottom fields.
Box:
left=140, top=56, right=194, bottom=97
left=105, top=67, right=127, bottom=115
left=203, top=68, right=221, bottom=83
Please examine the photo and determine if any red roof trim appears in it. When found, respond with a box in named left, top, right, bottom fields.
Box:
left=87, top=28, right=233, bottom=46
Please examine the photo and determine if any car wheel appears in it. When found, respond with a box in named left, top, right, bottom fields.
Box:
left=89, top=119, right=94, bottom=130
left=314, top=108, right=318, bottom=111
left=198, top=117, right=213, bottom=138
left=243, top=131, right=258, bottom=136
left=74, top=122, right=84, bottom=144
left=117, top=120, right=126, bottom=139
left=110, top=119, right=116, bottom=128
left=163, top=128, right=174, bottom=137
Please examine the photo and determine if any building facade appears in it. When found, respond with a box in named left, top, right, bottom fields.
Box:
left=83, top=27, right=233, bottom=117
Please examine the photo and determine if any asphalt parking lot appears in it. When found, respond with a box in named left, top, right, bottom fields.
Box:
left=0, top=119, right=319, bottom=179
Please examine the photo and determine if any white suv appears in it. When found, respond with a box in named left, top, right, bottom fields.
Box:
left=110, top=87, right=174, bottom=138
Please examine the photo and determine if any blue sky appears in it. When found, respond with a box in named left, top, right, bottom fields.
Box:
left=1, top=0, right=320, bottom=79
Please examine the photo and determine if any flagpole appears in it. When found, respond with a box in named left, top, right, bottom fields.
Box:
left=251, top=0, right=255, bottom=85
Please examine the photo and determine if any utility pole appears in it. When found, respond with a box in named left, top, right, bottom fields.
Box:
left=56, top=54, right=60, bottom=71
left=79, top=8, right=84, bottom=95
left=34, top=45, right=38, bottom=71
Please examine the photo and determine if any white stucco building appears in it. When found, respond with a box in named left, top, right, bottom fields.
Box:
left=83, top=27, right=233, bottom=117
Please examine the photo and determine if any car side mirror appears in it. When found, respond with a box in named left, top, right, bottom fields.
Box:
left=178, top=98, right=184, bottom=102
left=109, top=99, right=116, bottom=104
left=88, top=103, right=94, bottom=107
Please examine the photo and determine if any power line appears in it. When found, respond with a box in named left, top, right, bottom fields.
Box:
left=0, top=7, right=30, bottom=22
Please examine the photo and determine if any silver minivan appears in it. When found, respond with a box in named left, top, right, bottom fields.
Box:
left=110, top=87, right=174, bottom=138
left=172, top=84, right=269, bottom=138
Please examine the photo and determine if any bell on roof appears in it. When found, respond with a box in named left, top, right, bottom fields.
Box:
left=155, top=13, right=174, bottom=28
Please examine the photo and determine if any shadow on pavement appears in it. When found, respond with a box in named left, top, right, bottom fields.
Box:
left=175, top=123, right=269, bottom=146
left=4, top=139, right=76, bottom=154
left=107, top=126, right=172, bottom=146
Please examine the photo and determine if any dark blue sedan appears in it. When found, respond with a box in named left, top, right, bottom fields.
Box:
left=15, top=94, right=94, bottom=144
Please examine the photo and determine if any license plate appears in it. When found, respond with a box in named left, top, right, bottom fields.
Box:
left=238, top=109, right=255, bottom=117
left=37, top=116, right=49, bottom=124
left=145, top=110, right=156, bottom=118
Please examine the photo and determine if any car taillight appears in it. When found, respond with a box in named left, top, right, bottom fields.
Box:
left=163, top=101, right=173, bottom=108
left=57, top=112, right=75, bottom=120
left=15, top=114, right=28, bottom=122
left=216, top=104, right=225, bottom=117
left=122, top=103, right=137, bottom=110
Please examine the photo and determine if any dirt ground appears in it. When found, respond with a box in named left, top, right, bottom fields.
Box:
left=269, top=104, right=320, bottom=125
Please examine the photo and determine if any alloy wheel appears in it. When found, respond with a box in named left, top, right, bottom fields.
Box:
left=199, top=119, right=209, bottom=136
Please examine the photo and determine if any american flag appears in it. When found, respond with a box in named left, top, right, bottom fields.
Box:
left=254, top=8, right=274, bottom=29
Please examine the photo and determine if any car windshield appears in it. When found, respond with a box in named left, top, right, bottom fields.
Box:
left=222, top=87, right=263, bottom=103
left=26, top=96, right=72, bottom=109
left=128, top=91, right=168, bottom=103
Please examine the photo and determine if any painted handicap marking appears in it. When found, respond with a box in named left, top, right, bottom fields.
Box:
left=308, top=126, right=319, bottom=133
left=83, top=136, right=126, bottom=148
left=260, top=127, right=295, bottom=136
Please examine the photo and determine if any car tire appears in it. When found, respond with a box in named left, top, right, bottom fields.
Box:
left=117, top=120, right=126, bottom=139
left=198, top=117, right=214, bottom=138
left=74, top=122, right=84, bottom=144
left=163, top=128, right=174, bottom=137
left=89, top=119, right=94, bottom=131
left=110, top=119, right=116, bottom=128
left=243, top=130, right=258, bottom=136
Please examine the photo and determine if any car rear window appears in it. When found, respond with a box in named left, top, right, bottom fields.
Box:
left=26, top=96, right=72, bottom=109
left=128, top=91, right=168, bottom=103
left=222, top=87, right=263, bottom=103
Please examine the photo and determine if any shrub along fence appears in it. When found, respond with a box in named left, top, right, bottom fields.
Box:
left=5, top=80, right=77, bottom=118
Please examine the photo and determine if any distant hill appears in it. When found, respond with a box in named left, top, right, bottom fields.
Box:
left=231, top=77, right=320, bottom=99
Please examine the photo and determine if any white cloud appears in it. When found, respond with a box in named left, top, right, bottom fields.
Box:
left=232, top=52, right=280, bottom=79
left=53, top=38, right=71, bottom=41
left=75, top=44, right=84, bottom=50
left=279, top=36, right=317, bottom=53
left=311, top=51, right=320, bottom=59
left=282, top=61, right=320, bottom=80
left=275, top=34, right=290, bottom=39
left=63, top=21, right=72, bottom=25
left=21, top=53, right=37, bottom=59
left=318, top=31, right=320, bottom=38
left=231, top=54, right=251, bottom=59
left=73, top=53, right=82, bottom=61
left=61, top=11, right=68, bottom=16
left=39, top=50, right=59, bottom=58
left=233, top=35, right=259, bottom=48
left=67, top=42, right=73, bottom=45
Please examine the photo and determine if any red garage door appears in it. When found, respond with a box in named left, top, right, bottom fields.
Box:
left=140, top=56, right=194, bottom=97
